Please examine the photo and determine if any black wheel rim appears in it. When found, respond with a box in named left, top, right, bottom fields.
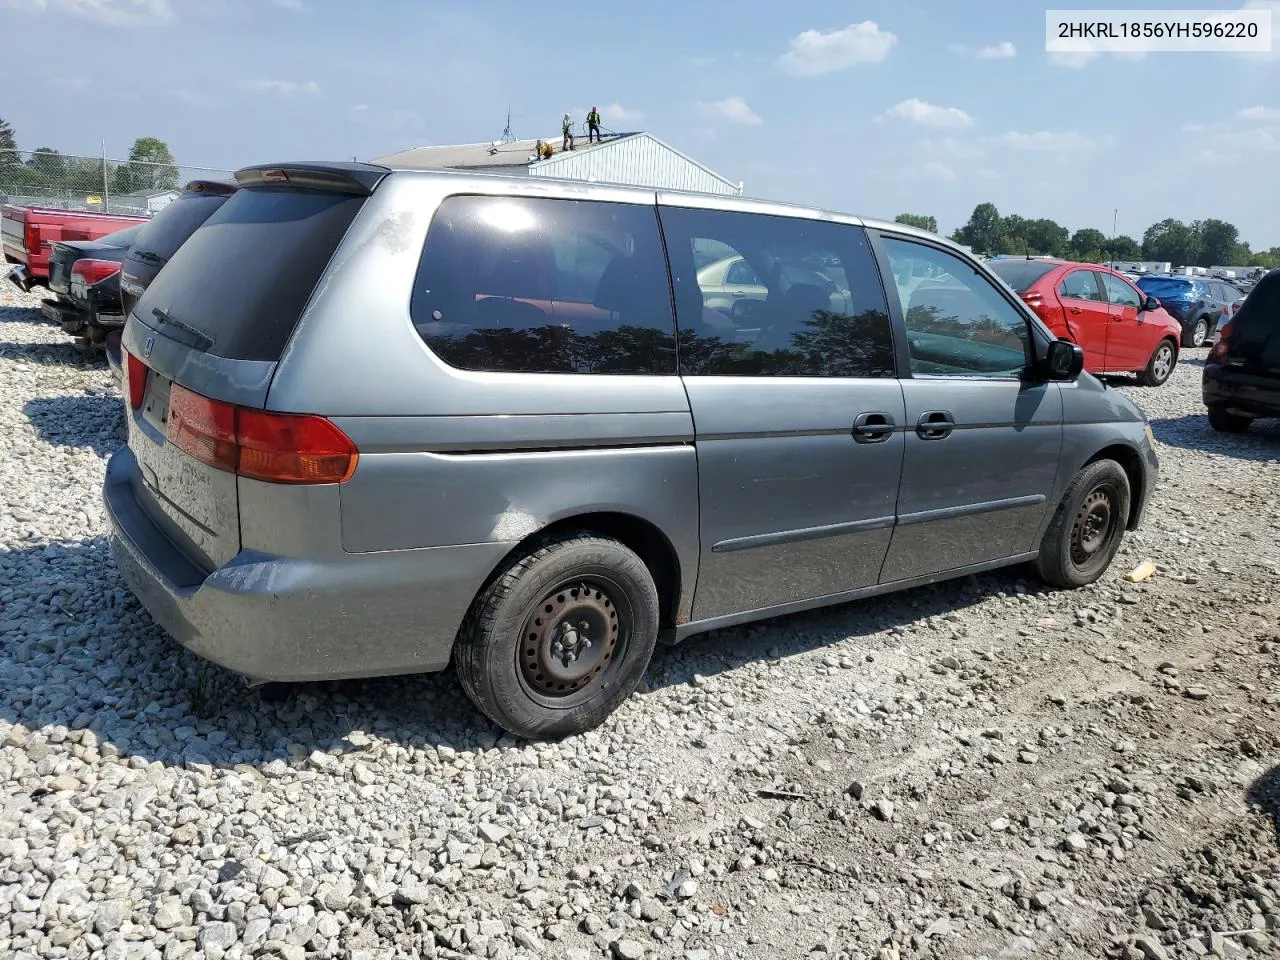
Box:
left=517, top=576, right=628, bottom=708
left=1069, top=485, right=1118, bottom=572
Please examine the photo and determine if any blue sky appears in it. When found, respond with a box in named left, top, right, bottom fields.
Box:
left=2, top=0, right=1278, bottom=248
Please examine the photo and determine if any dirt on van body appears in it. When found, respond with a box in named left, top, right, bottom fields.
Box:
left=1, top=281, right=1279, bottom=960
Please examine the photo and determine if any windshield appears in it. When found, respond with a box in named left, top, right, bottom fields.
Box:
left=1136, top=277, right=1196, bottom=299
left=985, top=260, right=1057, bottom=293
left=97, top=224, right=145, bottom=247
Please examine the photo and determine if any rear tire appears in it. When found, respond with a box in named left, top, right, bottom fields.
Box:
left=455, top=533, right=660, bottom=740
left=1207, top=405, right=1252, bottom=433
left=1185, top=317, right=1210, bottom=348
left=1137, top=339, right=1177, bottom=387
left=1035, top=460, right=1131, bottom=589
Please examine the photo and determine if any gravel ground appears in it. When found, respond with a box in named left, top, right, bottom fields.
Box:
left=1, top=280, right=1279, bottom=960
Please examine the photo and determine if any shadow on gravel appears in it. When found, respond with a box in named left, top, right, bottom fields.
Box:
left=1246, top=765, right=1280, bottom=844
left=0, top=304, right=48, bottom=325
left=24, top=394, right=125, bottom=458
left=0, top=339, right=106, bottom=368
left=1149, top=414, right=1280, bottom=461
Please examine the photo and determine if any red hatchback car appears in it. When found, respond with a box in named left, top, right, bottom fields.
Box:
left=987, top=259, right=1182, bottom=386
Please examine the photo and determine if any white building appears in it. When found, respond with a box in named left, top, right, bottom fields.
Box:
left=373, top=131, right=743, bottom=196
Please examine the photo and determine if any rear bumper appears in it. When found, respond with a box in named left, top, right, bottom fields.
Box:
left=1203, top=363, right=1280, bottom=418
left=41, top=298, right=86, bottom=328
left=103, top=447, right=511, bottom=683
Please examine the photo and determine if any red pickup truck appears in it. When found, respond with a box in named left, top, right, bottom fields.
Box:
left=3, top=205, right=148, bottom=292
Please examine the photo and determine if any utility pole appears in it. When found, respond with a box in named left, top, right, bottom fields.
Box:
left=102, top=137, right=110, bottom=213
left=1111, top=208, right=1118, bottom=269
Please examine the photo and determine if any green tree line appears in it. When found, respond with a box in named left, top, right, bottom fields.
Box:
left=0, top=117, right=179, bottom=197
left=897, top=202, right=1280, bottom=270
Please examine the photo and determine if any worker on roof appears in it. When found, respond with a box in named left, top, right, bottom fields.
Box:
left=562, top=113, right=575, bottom=151
left=587, top=106, right=602, bottom=143
left=537, top=139, right=554, bottom=160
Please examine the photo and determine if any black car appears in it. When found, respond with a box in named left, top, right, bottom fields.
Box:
left=1203, top=268, right=1279, bottom=432
left=107, top=179, right=239, bottom=378
left=42, top=224, right=144, bottom=342
left=1135, top=275, right=1243, bottom=347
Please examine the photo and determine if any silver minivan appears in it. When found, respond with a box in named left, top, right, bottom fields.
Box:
left=104, top=162, right=1158, bottom=739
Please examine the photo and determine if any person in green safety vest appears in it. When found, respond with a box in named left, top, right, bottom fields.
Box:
left=562, top=113, right=575, bottom=151
left=587, top=107, right=602, bottom=143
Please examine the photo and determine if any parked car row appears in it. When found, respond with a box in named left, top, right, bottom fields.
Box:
left=1133, top=274, right=1243, bottom=347
left=3, top=181, right=239, bottom=372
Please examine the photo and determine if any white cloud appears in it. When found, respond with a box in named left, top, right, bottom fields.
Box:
left=879, top=98, right=973, bottom=129
left=696, top=96, right=762, bottom=126
left=896, top=161, right=958, bottom=183
left=0, top=0, right=172, bottom=25
left=978, top=41, right=1017, bottom=59
left=1237, top=105, right=1280, bottom=121
left=995, top=130, right=1095, bottom=152
left=778, top=20, right=897, bottom=76
left=239, top=79, right=321, bottom=96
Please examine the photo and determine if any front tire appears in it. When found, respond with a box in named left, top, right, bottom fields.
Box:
left=1207, top=405, right=1252, bottom=433
left=1137, top=339, right=1177, bottom=386
left=1185, top=317, right=1210, bottom=348
left=1035, top=460, right=1131, bottom=589
left=455, top=533, right=660, bottom=740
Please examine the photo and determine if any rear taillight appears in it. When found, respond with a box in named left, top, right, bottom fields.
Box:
left=122, top=347, right=147, bottom=410
left=23, top=222, right=39, bottom=254
left=1208, top=322, right=1232, bottom=362
left=164, top=384, right=358, bottom=485
left=1019, top=292, right=1053, bottom=323
left=71, top=258, right=121, bottom=286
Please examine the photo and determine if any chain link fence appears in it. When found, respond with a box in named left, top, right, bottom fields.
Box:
left=0, top=150, right=234, bottom=216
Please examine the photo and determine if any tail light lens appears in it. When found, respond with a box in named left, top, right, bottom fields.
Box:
left=122, top=346, right=147, bottom=410
left=1208, top=322, right=1232, bottom=362
left=163, top=384, right=358, bottom=484
left=71, top=258, right=122, bottom=286
left=23, top=222, right=39, bottom=254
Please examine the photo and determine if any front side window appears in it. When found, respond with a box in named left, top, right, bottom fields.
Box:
left=660, top=206, right=895, bottom=378
left=411, top=195, right=676, bottom=374
left=881, top=237, right=1030, bottom=378
left=1059, top=270, right=1104, bottom=302
left=1102, top=273, right=1142, bottom=309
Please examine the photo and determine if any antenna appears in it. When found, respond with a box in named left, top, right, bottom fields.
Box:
left=500, top=105, right=516, bottom=143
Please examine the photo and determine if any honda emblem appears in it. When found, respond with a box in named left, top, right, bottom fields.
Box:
left=142, top=336, right=154, bottom=359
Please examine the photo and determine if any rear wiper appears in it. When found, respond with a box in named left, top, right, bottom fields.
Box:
left=151, top=307, right=213, bottom=350
left=132, top=249, right=167, bottom=265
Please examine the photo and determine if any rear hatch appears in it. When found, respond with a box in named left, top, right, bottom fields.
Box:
left=120, top=163, right=386, bottom=571
left=1228, top=273, right=1280, bottom=377
left=120, top=182, right=238, bottom=320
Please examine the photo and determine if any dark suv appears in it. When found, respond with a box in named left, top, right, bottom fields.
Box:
left=1204, top=268, right=1280, bottom=432
left=1136, top=274, right=1241, bottom=347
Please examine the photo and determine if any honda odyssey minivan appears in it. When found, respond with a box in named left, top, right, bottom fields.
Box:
left=105, top=162, right=1159, bottom=739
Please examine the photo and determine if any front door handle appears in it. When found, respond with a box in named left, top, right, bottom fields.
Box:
left=916, top=410, right=954, bottom=440
left=1069, top=306, right=1082, bottom=314
left=853, top=411, right=895, bottom=444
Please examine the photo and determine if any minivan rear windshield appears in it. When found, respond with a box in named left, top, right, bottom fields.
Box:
left=131, top=186, right=365, bottom=362
left=97, top=224, right=145, bottom=247
left=128, top=194, right=231, bottom=265
left=985, top=259, right=1057, bottom=292
left=1136, top=277, right=1195, bottom=299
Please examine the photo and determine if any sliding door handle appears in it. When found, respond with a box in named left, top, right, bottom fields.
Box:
left=853, top=411, right=895, bottom=444
left=916, top=410, right=954, bottom=440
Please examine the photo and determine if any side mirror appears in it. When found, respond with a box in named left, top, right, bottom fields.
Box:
left=1044, top=339, right=1085, bottom=381
left=1142, top=295, right=1161, bottom=312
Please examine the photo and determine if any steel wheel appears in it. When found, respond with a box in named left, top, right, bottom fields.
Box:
left=1069, top=487, right=1117, bottom=572
left=517, top=577, right=626, bottom=707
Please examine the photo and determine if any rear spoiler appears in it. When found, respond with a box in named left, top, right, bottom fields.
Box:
left=233, top=161, right=391, bottom=196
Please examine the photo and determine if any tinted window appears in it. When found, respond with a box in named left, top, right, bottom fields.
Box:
left=882, top=237, right=1030, bottom=377
left=660, top=206, right=894, bottom=378
left=128, top=194, right=229, bottom=263
left=412, top=195, right=675, bottom=375
left=97, top=224, right=144, bottom=247
left=1136, top=277, right=1194, bottom=300
left=1102, top=273, right=1142, bottom=308
left=986, top=259, right=1057, bottom=293
left=1059, top=270, right=1103, bottom=302
left=134, top=186, right=365, bottom=362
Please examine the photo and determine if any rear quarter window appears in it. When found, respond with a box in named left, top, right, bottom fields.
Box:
left=411, top=195, right=677, bottom=374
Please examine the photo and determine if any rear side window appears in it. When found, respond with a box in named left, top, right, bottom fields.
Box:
left=133, top=186, right=365, bottom=362
left=128, top=195, right=229, bottom=264
left=411, top=195, right=676, bottom=375
left=659, top=206, right=895, bottom=378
